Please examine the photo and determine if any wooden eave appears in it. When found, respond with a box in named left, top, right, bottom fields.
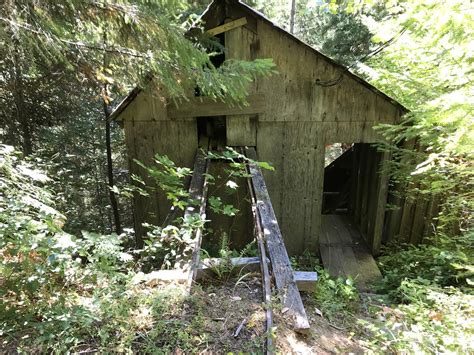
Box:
left=107, top=86, right=141, bottom=123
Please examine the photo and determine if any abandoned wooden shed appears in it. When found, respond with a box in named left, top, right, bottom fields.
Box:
left=110, top=0, right=432, bottom=274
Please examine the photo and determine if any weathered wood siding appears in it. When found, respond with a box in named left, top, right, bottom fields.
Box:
left=384, top=179, right=440, bottom=246
left=348, top=144, right=390, bottom=254
left=221, top=15, right=401, bottom=254
left=122, top=91, right=198, bottom=238
left=327, top=143, right=439, bottom=254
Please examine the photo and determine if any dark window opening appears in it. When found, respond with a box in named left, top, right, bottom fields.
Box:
left=195, top=32, right=226, bottom=97
left=210, top=32, right=226, bottom=68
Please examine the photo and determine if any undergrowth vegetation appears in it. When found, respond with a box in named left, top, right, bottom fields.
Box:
left=313, top=268, right=360, bottom=326
left=0, top=145, right=270, bottom=352
left=308, top=235, right=474, bottom=353
left=0, top=144, right=199, bottom=352
left=291, top=234, right=473, bottom=353
left=363, top=230, right=473, bottom=353
left=1, top=140, right=472, bottom=353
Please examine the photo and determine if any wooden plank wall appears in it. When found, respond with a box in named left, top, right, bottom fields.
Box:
left=351, top=144, right=440, bottom=251
left=384, top=179, right=440, bottom=246
left=348, top=144, right=439, bottom=253
left=231, top=17, right=402, bottom=255
left=349, top=144, right=387, bottom=254
left=225, top=23, right=257, bottom=147
left=122, top=91, right=198, bottom=240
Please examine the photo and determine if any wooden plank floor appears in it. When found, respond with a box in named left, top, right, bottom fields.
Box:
left=320, top=214, right=382, bottom=290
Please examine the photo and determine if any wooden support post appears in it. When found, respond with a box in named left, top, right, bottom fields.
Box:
left=371, top=150, right=391, bottom=254
left=354, top=144, right=366, bottom=226
left=293, top=271, right=318, bottom=292
left=349, top=144, right=359, bottom=216
left=360, top=146, right=375, bottom=237
left=246, top=148, right=311, bottom=334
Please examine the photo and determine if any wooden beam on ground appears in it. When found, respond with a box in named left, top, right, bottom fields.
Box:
left=246, top=147, right=311, bottom=334
left=137, top=258, right=261, bottom=286
left=294, top=271, right=318, bottom=292
left=167, top=94, right=265, bottom=118
left=137, top=258, right=316, bottom=293
left=197, top=256, right=265, bottom=279
left=207, top=17, right=247, bottom=36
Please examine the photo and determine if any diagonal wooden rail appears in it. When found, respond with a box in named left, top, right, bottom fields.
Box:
left=245, top=148, right=310, bottom=334
left=183, top=149, right=210, bottom=294
left=246, top=160, right=274, bottom=353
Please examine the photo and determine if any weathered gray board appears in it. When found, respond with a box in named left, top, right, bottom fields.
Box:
left=183, top=150, right=209, bottom=293
left=246, top=148, right=310, bottom=333
left=139, top=257, right=317, bottom=292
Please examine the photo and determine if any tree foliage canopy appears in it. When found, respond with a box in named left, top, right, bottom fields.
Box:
left=364, top=0, right=473, bottom=233
left=1, top=0, right=274, bottom=99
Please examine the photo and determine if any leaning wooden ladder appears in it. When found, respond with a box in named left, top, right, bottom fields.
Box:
left=152, top=147, right=312, bottom=353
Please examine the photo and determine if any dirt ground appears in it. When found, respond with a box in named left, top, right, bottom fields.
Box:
left=192, top=272, right=266, bottom=353
left=193, top=272, right=370, bottom=354
left=275, top=294, right=369, bottom=354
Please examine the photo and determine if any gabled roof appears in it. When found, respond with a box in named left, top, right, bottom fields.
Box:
left=109, top=0, right=406, bottom=122
left=217, top=0, right=406, bottom=111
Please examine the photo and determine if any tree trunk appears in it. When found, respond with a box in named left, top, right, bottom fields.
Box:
left=104, top=103, right=122, bottom=235
left=13, top=48, right=32, bottom=156
left=102, top=28, right=122, bottom=235
left=290, top=0, right=296, bottom=34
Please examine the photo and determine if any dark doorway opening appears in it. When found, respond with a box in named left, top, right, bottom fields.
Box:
left=322, top=143, right=354, bottom=215
left=197, top=116, right=227, bottom=150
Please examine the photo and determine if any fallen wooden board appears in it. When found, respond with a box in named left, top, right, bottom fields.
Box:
left=198, top=256, right=265, bottom=278
left=200, top=259, right=316, bottom=292
left=134, top=258, right=317, bottom=292
left=246, top=147, right=311, bottom=333
left=207, top=17, right=247, bottom=36
left=135, top=257, right=261, bottom=285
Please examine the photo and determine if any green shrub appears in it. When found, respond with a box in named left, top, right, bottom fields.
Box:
left=377, top=231, right=473, bottom=301
left=0, top=145, right=202, bottom=352
left=363, top=230, right=474, bottom=353
left=313, top=266, right=360, bottom=325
